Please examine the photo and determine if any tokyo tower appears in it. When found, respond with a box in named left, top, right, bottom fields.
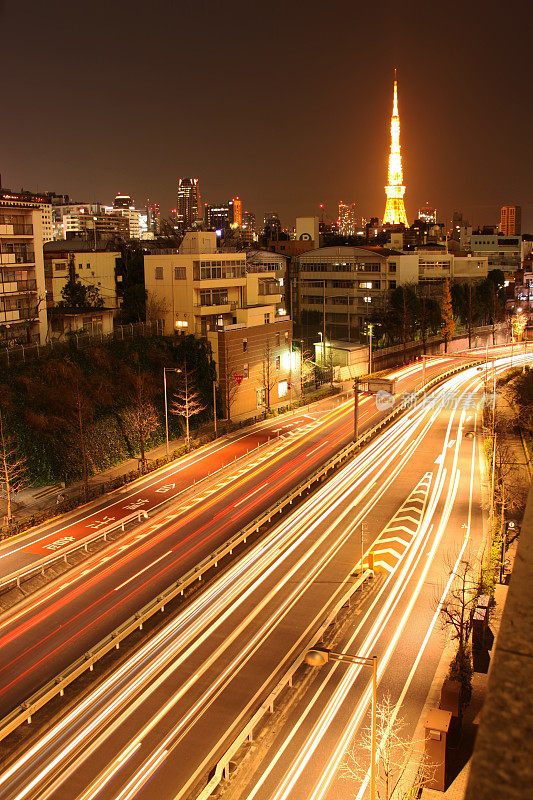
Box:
left=383, top=71, right=408, bottom=226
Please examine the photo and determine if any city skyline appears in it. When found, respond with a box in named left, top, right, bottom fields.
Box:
left=0, top=1, right=531, bottom=230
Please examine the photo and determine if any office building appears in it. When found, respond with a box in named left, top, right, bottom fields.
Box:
left=418, top=205, right=437, bottom=225
left=0, top=196, right=47, bottom=344
left=177, top=177, right=202, bottom=230
left=232, top=196, right=243, bottom=227
left=500, top=205, right=521, bottom=236
left=338, top=202, right=358, bottom=237
left=146, top=200, right=161, bottom=235
left=205, top=203, right=233, bottom=231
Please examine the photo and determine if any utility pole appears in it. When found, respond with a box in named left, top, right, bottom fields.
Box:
left=213, top=379, right=217, bottom=438
left=368, top=323, right=374, bottom=376
left=353, top=377, right=360, bottom=442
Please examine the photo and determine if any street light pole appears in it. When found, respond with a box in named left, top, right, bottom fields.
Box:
left=305, top=647, right=378, bottom=800
left=164, top=366, right=181, bottom=460
left=368, top=323, right=374, bottom=376
left=353, top=377, right=360, bottom=442
left=213, top=379, right=218, bottom=438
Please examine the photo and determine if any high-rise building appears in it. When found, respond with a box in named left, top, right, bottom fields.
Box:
left=232, top=196, right=242, bottom=227
left=500, top=205, right=521, bottom=236
left=177, top=178, right=201, bottom=230
left=205, top=203, right=233, bottom=231
left=338, top=202, right=358, bottom=236
left=264, top=212, right=282, bottom=240
left=146, top=199, right=161, bottom=235
left=242, top=210, right=256, bottom=232
left=418, top=205, right=437, bottom=225
left=383, top=72, right=408, bottom=227
left=113, top=194, right=134, bottom=209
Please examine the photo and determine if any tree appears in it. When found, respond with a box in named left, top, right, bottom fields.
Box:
left=438, top=555, right=478, bottom=705
left=122, top=370, right=159, bottom=473
left=145, top=291, right=169, bottom=324
left=0, top=409, right=30, bottom=524
left=170, top=360, right=206, bottom=450
left=261, top=337, right=278, bottom=412
left=58, top=275, right=104, bottom=309
left=221, top=341, right=242, bottom=423
left=440, top=278, right=455, bottom=352
left=340, top=693, right=434, bottom=799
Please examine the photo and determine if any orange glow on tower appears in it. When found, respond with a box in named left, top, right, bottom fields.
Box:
left=383, top=71, right=408, bottom=226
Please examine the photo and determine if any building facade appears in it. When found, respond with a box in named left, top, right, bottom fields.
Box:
left=500, top=205, right=521, bottom=236
left=0, top=197, right=47, bottom=344
left=177, top=177, right=202, bottom=230
left=338, top=202, right=358, bottom=237
left=294, top=245, right=418, bottom=341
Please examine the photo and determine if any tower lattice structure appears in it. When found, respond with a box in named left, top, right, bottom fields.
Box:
left=383, top=73, right=408, bottom=226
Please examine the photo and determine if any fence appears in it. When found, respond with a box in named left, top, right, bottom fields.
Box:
left=0, top=320, right=165, bottom=367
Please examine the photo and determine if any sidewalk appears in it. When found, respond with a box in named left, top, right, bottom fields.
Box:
left=3, top=388, right=346, bottom=527
left=420, top=583, right=508, bottom=799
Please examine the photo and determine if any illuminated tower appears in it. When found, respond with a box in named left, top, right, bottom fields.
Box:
left=383, top=72, right=408, bottom=226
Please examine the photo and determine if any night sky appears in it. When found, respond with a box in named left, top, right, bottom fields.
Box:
left=1, top=0, right=531, bottom=229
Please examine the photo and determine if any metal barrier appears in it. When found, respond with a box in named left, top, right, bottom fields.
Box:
left=0, top=357, right=477, bottom=743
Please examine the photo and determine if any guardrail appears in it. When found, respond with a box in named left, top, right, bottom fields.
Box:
left=0, top=510, right=149, bottom=595
left=0, top=356, right=478, bottom=743
left=189, top=568, right=375, bottom=800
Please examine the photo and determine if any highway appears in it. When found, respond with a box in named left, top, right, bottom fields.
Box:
left=0, top=352, right=523, bottom=800
left=0, top=356, right=458, bottom=719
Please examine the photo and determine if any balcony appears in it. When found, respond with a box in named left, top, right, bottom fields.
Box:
left=0, top=250, right=35, bottom=265
left=0, top=223, right=33, bottom=236
left=0, top=279, right=37, bottom=295
left=193, top=301, right=238, bottom=316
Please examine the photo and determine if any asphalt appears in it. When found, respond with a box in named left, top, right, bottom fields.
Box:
left=0, top=359, right=494, bottom=800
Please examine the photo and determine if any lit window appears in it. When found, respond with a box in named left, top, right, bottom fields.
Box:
left=278, top=380, right=288, bottom=398
left=276, top=355, right=281, bottom=370
left=364, top=296, right=372, bottom=303
left=243, top=363, right=249, bottom=378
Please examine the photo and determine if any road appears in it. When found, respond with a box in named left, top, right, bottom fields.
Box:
left=0, top=356, right=461, bottom=719
left=1, top=353, right=522, bottom=800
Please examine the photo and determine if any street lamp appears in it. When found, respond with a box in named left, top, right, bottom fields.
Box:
left=163, top=366, right=182, bottom=460
left=305, top=647, right=378, bottom=800
left=318, top=330, right=325, bottom=366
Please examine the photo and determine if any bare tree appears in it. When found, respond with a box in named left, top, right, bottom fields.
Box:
left=0, top=409, right=30, bottom=524
left=340, top=693, right=434, bottom=799
left=438, top=555, right=478, bottom=704
left=122, top=370, right=159, bottom=473
left=170, top=360, right=206, bottom=450
left=222, top=340, right=242, bottom=422
left=145, top=290, right=169, bottom=323
left=261, top=337, right=278, bottom=412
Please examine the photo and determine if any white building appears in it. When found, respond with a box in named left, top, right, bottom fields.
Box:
left=0, top=197, right=47, bottom=344
left=295, top=246, right=418, bottom=341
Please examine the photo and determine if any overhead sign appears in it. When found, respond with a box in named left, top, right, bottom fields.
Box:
left=360, top=377, right=395, bottom=394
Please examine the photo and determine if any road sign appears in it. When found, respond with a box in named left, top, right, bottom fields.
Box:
left=233, top=373, right=244, bottom=385
left=360, top=377, right=395, bottom=394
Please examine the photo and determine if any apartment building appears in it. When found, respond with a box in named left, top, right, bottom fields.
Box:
left=0, top=197, right=47, bottom=344
left=417, top=246, right=488, bottom=283
left=294, top=245, right=418, bottom=341
left=43, top=240, right=120, bottom=337
left=144, top=232, right=293, bottom=418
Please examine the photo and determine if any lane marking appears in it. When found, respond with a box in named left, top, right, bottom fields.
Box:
left=233, top=483, right=268, bottom=508
left=113, top=551, right=173, bottom=592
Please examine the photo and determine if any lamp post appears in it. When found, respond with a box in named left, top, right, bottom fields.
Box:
left=164, top=366, right=181, bottom=460
left=305, top=647, right=378, bottom=800
left=368, top=323, right=374, bottom=376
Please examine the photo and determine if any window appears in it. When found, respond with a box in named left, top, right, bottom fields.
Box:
left=174, top=266, right=186, bottom=280
left=284, top=331, right=289, bottom=341
left=243, top=338, right=248, bottom=352
left=54, top=262, right=67, bottom=272
left=257, top=387, right=266, bottom=407
left=243, top=363, right=249, bottom=378
left=264, top=313, right=270, bottom=324
left=276, top=333, right=280, bottom=346
left=278, top=380, right=288, bottom=398
left=276, top=355, right=281, bottom=370
left=388, top=263, right=397, bottom=273
left=155, top=266, right=163, bottom=280
left=389, top=280, right=397, bottom=289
